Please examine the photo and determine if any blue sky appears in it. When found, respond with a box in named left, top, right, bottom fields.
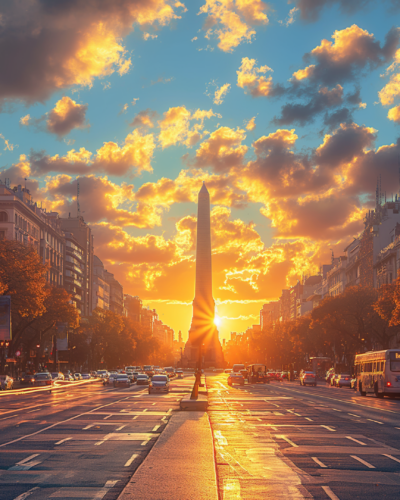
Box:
left=0, top=0, right=399, bottom=339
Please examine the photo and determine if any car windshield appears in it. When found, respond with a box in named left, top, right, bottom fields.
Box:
left=152, top=376, right=167, bottom=381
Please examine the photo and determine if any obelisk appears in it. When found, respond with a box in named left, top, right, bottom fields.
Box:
left=183, top=182, right=224, bottom=368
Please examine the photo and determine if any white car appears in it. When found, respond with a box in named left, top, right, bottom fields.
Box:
left=149, top=375, right=169, bottom=394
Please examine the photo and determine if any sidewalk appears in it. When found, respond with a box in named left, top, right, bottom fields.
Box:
left=118, top=411, right=218, bottom=500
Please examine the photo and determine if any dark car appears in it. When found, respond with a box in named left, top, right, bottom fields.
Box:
left=136, top=374, right=149, bottom=385
left=20, top=373, right=35, bottom=385
left=149, top=375, right=169, bottom=394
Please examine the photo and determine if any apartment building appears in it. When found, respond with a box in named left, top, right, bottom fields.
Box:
left=92, top=256, right=110, bottom=311
left=63, top=232, right=85, bottom=314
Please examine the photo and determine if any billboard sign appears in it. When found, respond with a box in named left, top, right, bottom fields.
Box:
left=56, top=322, right=69, bottom=351
left=0, top=296, right=11, bottom=341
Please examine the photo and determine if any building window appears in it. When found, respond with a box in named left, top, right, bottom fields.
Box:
left=0, top=212, right=8, bottom=222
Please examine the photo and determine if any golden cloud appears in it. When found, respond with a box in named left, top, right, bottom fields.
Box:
left=46, top=97, right=88, bottom=137
left=388, top=105, right=400, bottom=124
left=213, top=83, right=231, bottom=104
left=198, top=0, right=269, bottom=52
left=158, top=106, right=217, bottom=148
left=237, top=57, right=276, bottom=97
left=246, top=116, right=256, bottom=131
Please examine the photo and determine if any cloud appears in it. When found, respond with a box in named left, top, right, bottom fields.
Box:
left=0, top=0, right=186, bottom=104
left=119, top=103, right=129, bottom=115
left=46, top=97, right=88, bottom=137
left=28, top=129, right=156, bottom=177
left=158, top=106, right=217, bottom=148
left=195, top=126, right=248, bottom=173
left=150, top=76, right=174, bottom=86
left=0, top=133, right=16, bottom=151
left=292, top=25, right=399, bottom=86
left=278, top=7, right=299, bottom=27
left=213, top=83, right=231, bottom=105
left=20, top=115, right=31, bottom=126
left=274, top=84, right=344, bottom=126
left=237, top=57, right=283, bottom=97
left=293, top=0, right=395, bottom=23
left=130, top=109, right=158, bottom=129
left=388, top=105, right=400, bottom=124
left=143, top=33, right=158, bottom=40
left=131, top=98, right=140, bottom=106
left=198, top=0, right=269, bottom=52
left=246, top=116, right=256, bottom=131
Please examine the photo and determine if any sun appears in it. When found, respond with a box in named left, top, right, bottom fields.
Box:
left=214, top=315, right=221, bottom=327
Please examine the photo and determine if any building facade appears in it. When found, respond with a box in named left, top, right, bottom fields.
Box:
left=92, top=255, right=110, bottom=311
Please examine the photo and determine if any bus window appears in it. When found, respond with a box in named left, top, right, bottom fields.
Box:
left=390, top=360, right=400, bottom=372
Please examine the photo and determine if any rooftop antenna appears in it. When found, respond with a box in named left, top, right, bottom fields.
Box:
left=330, top=248, right=334, bottom=264
left=77, top=179, right=80, bottom=217
left=24, top=177, right=27, bottom=190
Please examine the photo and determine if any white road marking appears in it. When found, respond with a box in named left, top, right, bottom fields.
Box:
left=321, top=426, right=336, bottom=432
left=294, top=413, right=302, bottom=416
left=83, top=425, right=93, bottom=430
left=152, top=403, right=156, bottom=405
left=312, top=457, right=327, bottom=468
left=105, top=480, right=119, bottom=488
left=132, top=416, right=138, bottom=420
left=279, top=435, right=298, bottom=447
left=0, top=415, right=15, bottom=421
left=152, top=425, right=161, bottom=432
left=322, top=486, right=340, bottom=500
left=348, top=413, right=360, bottom=418
left=16, top=454, right=40, bottom=465
left=383, top=454, right=400, bottom=464
left=305, top=417, right=313, bottom=421
left=124, top=453, right=138, bottom=467
left=141, top=440, right=149, bottom=445
left=12, top=487, right=40, bottom=500
left=103, top=415, right=111, bottom=420
left=95, top=440, right=105, bottom=446
left=351, top=455, right=375, bottom=468
left=116, top=425, right=126, bottom=431
left=257, top=418, right=262, bottom=421
left=55, top=437, right=72, bottom=445
left=332, top=408, right=342, bottom=412
left=27, top=409, right=41, bottom=413
left=367, top=419, right=384, bottom=425
left=346, top=436, right=366, bottom=445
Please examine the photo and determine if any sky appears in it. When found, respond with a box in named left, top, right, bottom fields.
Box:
left=1, top=0, right=400, bottom=341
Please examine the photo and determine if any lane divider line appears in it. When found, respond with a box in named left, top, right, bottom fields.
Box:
left=83, top=425, right=93, bottom=430
left=321, top=425, right=336, bottom=432
left=351, top=455, right=375, bottom=468
left=124, top=454, right=138, bottom=467
left=346, top=436, right=366, bottom=445
left=322, top=486, right=340, bottom=500
left=12, top=486, right=40, bottom=500
left=312, top=457, right=327, bottom=468
left=383, top=454, right=400, bottom=464
left=55, top=437, right=72, bottom=445
left=367, top=419, right=384, bottom=425
left=16, top=454, right=40, bottom=465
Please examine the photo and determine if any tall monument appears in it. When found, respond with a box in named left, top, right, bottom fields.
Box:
left=183, top=182, right=224, bottom=368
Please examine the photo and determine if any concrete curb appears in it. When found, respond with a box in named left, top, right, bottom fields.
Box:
left=180, top=394, right=208, bottom=411
left=118, top=412, right=218, bottom=500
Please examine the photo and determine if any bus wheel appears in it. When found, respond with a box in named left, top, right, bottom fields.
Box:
left=359, top=384, right=366, bottom=396
left=374, top=384, right=383, bottom=398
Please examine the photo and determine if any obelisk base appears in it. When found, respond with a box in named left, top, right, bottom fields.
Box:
left=183, top=327, right=224, bottom=369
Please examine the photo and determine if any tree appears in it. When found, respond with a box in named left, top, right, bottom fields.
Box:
left=0, top=240, right=47, bottom=322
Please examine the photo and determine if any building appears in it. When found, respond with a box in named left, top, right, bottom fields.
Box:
left=327, top=256, right=347, bottom=297
left=279, top=289, right=291, bottom=322
left=0, top=183, right=64, bottom=286
left=104, top=270, right=124, bottom=316
left=92, top=256, right=110, bottom=311
left=260, top=302, right=280, bottom=329
left=124, top=294, right=142, bottom=322
left=63, top=232, right=85, bottom=314
left=141, top=307, right=156, bottom=333
left=60, top=216, right=94, bottom=316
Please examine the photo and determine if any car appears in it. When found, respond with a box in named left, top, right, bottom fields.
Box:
left=227, top=372, right=245, bottom=386
left=51, top=372, right=64, bottom=381
left=113, top=375, right=131, bottom=388
left=149, top=375, right=169, bottom=394
left=96, top=370, right=108, bottom=379
left=19, top=373, right=35, bottom=385
left=176, top=369, right=183, bottom=379
left=64, top=373, right=74, bottom=381
left=33, top=372, right=54, bottom=390
left=232, top=364, right=245, bottom=373
left=300, top=371, right=316, bottom=386
left=73, top=373, right=82, bottom=381
left=224, top=368, right=231, bottom=373
left=164, top=367, right=176, bottom=378
left=90, top=371, right=98, bottom=378
left=103, top=373, right=118, bottom=385
left=0, top=375, right=14, bottom=390
left=336, top=374, right=351, bottom=388
left=143, top=365, right=155, bottom=377
left=239, top=369, right=248, bottom=378
left=137, top=374, right=150, bottom=385
left=81, top=373, right=91, bottom=380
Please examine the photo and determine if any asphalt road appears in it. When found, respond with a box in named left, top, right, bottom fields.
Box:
left=208, top=375, right=400, bottom=500
left=0, top=376, right=193, bottom=500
